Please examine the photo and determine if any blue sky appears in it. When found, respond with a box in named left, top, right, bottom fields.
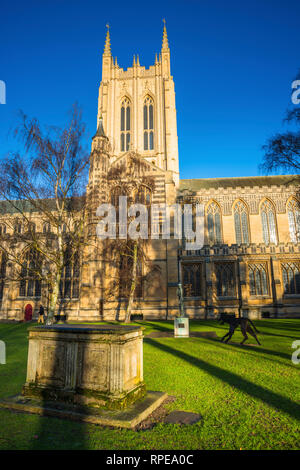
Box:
left=0, top=0, right=299, bottom=179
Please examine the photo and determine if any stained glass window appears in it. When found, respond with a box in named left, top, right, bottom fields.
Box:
left=59, top=250, right=80, bottom=299
left=120, top=97, right=131, bottom=152
left=19, top=249, right=41, bottom=298
left=260, top=200, right=277, bottom=245
left=206, top=202, right=222, bottom=244
left=234, top=200, right=250, bottom=244
left=143, top=96, right=154, bottom=151
left=216, top=262, right=235, bottom=297
left=287, top=199, right=300, bottom=243
left=282, top=262, right=300, bottom=294
left=248, top=263, right=269, bottom=296
left=182, top=264, right=202, bottom=297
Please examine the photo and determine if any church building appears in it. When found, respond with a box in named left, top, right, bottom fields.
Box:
left=1, top=23, right=300, bottom=321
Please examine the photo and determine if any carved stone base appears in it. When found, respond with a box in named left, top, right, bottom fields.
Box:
left=22, top=324, right=146, bottom=410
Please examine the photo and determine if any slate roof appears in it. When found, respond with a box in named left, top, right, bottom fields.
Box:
left=179, top=175, right=300, bottom=192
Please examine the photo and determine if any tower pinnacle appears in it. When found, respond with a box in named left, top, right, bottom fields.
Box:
left=104, top=23, right=111, bottom=55
left=162, top=18, right=169, bottom=50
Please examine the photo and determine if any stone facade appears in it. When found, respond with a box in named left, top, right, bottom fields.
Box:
left=0, top=24, right=300, bottom=321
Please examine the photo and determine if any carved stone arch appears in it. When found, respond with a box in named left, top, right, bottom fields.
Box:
left=259, top=197, right=276, bottom=212
left=232, top=198, right=250, bottom=214
left=205, top=199, right=222, bottom=215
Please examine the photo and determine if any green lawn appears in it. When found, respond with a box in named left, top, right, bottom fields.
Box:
left=0, top=319, right=299, bottom=450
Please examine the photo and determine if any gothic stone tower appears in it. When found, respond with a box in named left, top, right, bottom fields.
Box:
left=97, top=22, right=179, bottom=186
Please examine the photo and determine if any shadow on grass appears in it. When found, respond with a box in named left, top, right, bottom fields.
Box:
left=145, top=338, right=300, bottom=421
left=206, top=337, right=292, bottom=361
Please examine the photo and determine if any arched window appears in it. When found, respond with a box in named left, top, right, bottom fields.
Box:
left=14, top=221, right=22, bottom=234
left=59, top=250, right=80, bottom=299
left=0, top=251, right=6, bottom=301
left=43, top=223, right=51, bottom=234
left=216, top=262, right=235, bottom=297
left=134, top=185, right=151, bottom=205
left=0, top=224, right=6, bottom=236
left=282, top=262, right=300, bottom=294
left=248, top=263, right=269, bottom=296
left=206, top=202, right=222, bottom=244
left=143, top=96, right=154, bottom=151
left=120, top=97, right=131, bottom=152
left=233, top=200, right=250, bottom=244
left=260, top=200, right=277, bottom=245
left=287, top=199, right=300, bottom=243
left=19, top=249, right=41, bottom=298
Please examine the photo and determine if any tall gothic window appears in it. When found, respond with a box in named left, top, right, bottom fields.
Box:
left=120, top=97, right=131, bottom=152
left=287, top=199, right=300, bottom=243
left=282, top=262, right=300, bottom=294
left=248, top=263, right=269, bottom=296
left=260, top=200, right=277, bottom=245
left=59, top=251, right=80, bottom=299
left=143, top=96, right=154, bottom=151
left=0, top=251, right=6, bottom=300
left=206, top=202, right=222, bottom=244
left=234, top=200, right=250, bottom=244
left=182, top=264, right=202, bottom=297
left=19, top=249, right=41, bottom=298
left=216, top=262, right=235, bottom=297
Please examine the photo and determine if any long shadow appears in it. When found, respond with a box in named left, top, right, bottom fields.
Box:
left=206, top=336, right=292, bottom=361
left=144, top=338, right=300, bottom=421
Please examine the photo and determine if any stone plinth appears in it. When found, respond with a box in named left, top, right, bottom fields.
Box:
left=22, top=325, right=146, bottom=410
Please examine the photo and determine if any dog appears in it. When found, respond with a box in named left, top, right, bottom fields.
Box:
left=218, top=313, right=261, bottom=345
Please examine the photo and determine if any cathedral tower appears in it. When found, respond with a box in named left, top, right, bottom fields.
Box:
left=96, top=21, right=180, bottom=185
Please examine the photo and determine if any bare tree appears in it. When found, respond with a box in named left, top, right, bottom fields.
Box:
left=0, top=104, right=90, bottom=324
left=102, top=156, right=160, bottom=323
left=261, top=71, right=300, bottom=175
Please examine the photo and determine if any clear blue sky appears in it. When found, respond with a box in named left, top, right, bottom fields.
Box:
left=0, top=0, right=299, bottom=179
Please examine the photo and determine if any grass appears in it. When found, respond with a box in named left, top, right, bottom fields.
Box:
left=0, top=319, right=299, bottom=450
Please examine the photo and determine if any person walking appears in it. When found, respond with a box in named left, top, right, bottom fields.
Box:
left=37, top=304, right=45, bottom=324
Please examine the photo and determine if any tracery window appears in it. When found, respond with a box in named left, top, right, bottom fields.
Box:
left=206, top=202, right=222, bottom=244
left=120, top=97, right=131, bottom=152
left=143, top=96, right=154, bottom=151
left=59, top=251, right=80, bottom=299
left=248, top=263, right=269, bottom=296
left=260, top=200, right=277, bottom=245
left=234, top=200, right=250, bottom=244
left=182, top=263, right=202, bottom=297
left=287, top=199, right=300, bottom=243
left=0, top=251, right=6, bottom=300
left=19, top=249, right=41, bottom=298
left=216, top=262, right=235, bottom=297
left=282, top=262, right=300, bottom=294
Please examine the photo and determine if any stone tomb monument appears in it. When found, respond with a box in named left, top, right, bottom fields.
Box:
left=0, top=325, right=167, bottom=428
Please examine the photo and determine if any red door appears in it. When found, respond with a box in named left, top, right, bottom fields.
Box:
left=24, top=304, right=33, bottom=321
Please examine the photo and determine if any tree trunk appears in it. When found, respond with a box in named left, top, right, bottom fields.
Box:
left=45, top=231, right=64, bottom=326
left=124, top=242, right=138, bottom=324
left=45, top=272, right=61, bottom=325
